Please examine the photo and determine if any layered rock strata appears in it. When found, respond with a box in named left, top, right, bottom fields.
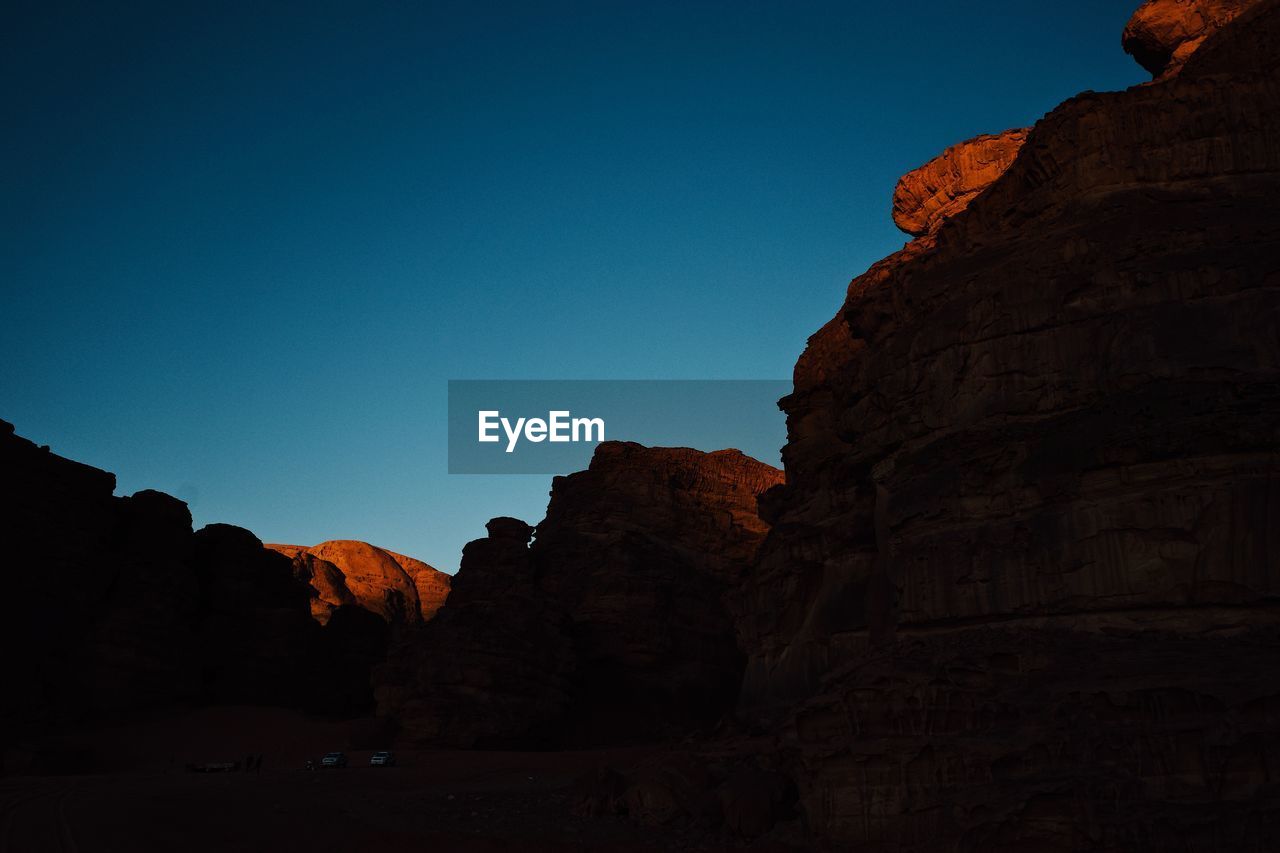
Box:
left=735, top=1, right=1280, bottom=846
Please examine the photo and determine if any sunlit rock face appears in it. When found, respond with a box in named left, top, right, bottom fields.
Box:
left=1123, top=0, right=1261, bottom=78
left=891, top=129, right=1029, bottom=237
left=265, top=540, right=449, bottom=626
left=736, top=1, right=1280, bottom=847
left=375, top=517, right=576, bottom=747
left=282, top=550, right=359, bottom=623
left=377, top=442, right=782, bottom=747
left=187, top=524, right=317, bottom=707
left=384, top=548, right=451, bottom=621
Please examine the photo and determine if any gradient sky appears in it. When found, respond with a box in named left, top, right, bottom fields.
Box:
left=1, top=1, right=1145, bottom=572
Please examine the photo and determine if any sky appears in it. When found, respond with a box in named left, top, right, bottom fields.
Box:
left=1, top=1, right=1146, bottom=572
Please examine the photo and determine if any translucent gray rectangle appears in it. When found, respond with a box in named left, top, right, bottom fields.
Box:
left=447, top=379, right=790, bottom=474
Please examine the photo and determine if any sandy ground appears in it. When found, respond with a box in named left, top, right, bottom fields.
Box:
left=1, top=708, right=808, bottom=852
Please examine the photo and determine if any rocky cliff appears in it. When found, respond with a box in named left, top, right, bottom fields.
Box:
left=264, top=540, right=450, bottom=626
left=377, top=442, right=782, bottom=747
left=0, top=419, right=386, bottom=736
left=733, top=0, right=1280, bottom=847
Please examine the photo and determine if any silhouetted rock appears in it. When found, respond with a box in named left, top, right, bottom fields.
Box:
left=891, top=129, right=1029, bottom=237
left=314, top=604, right=391, bottom=715
left=0, top=419, right=389, bottom=732
left=1123, top=0, right=1260, bottom=77
left=385, top=548, right=451, bottom=621
left=1, top=420, right=194, bottom=725
left=189, top=524, right=315, bottom=706
left=735, top=2, right=1280, bottom=847
left=377, top=442, right=782, bottom=747
left=376, top=515, right=575, bottom=746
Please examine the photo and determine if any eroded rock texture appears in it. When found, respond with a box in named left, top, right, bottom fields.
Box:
left=377, top=442, right=782, bottom=747
left=265, top=540, right=449, bottom=626
left=891, top=129, right=1029, bottom=237
left=1123, top=0, right=1261, bottom=78
left=736, top=2, right=1280, bottom=847
left=281, top=550, right=359, bottom=623
left=0, top=420, right=386, bottom=735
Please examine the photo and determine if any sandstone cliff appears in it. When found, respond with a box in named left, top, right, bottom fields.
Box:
left=377, top=442, right=782, bottom=747
left=732, top=0, right=1280, bottom=847
left=264, top=540, right=449, bottom=626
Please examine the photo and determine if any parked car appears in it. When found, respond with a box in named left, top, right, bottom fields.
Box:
left=369, top=751, right=396, bottom=767
left=320, top=751, right=348, bottom=768
left=187, top=760, right=238, bottom=773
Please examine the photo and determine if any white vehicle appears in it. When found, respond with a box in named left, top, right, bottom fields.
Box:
left=369, top=751, right=396, bottom=767
left=320, top=751, right=347, bottom=768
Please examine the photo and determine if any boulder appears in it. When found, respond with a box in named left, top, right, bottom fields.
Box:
left=1122, top=0, right=1261, bottom=77
left=375, top=515, right=576, bottom=746
left=891, top=129, right=1029, bottom=237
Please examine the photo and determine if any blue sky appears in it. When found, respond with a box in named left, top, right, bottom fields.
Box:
left=1, top=1, right=1145, bottom=571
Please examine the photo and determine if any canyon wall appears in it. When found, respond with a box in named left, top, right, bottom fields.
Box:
left=734, top=0, right=1280, bottom=847
left=377, top=441, right=782, bottom=747
left=0, top=419, right=388, bottom=740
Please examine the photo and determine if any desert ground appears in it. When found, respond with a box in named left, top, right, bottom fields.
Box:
left=1, top=707, right=805, bottom=852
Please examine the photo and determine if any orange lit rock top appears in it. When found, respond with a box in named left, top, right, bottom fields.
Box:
left=1122, top=0, right=1260, bottom=77
left=265, top=540, right=449, bottom=625
left=890, top=129, right=1029, bottom=237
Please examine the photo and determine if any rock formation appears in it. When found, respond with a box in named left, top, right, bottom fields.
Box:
left=377, top=442, right=782, bottom=747
left=0, top=419, right=386, bottom=735
left=264, top=540, right=449, bottom=626
left=187, top=524, right=318, bottom=707
left=385, top=549, right=451, bottom=621
left=733, top=0, right=1280, bottom=847
left=891, top=129, right=1029, bottom=237
left=375, top=516, right=577, bottom=747
left=284, top=550, right=360, bottom=622
left=1122, top=0, right=1261, bottom=78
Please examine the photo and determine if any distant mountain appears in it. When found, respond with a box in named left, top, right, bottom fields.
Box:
left=265, top=540, right=450, bottom=626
